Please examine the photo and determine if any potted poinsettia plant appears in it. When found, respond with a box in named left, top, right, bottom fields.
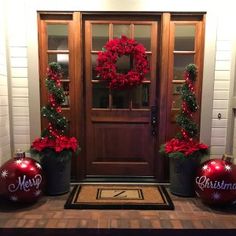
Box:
left=31, top=62, right=80, bottom=195
left=160, top=64, right=208, bottom=197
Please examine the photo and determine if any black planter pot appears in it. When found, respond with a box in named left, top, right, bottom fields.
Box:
left=169, top=157, right=200, bottom=197
left=41, top=152, right=71, bottom=195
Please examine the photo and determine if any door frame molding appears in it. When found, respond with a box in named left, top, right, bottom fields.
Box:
left=35, top=11, right=206, bottom=182
left=80, top=12, right=167, bottom=181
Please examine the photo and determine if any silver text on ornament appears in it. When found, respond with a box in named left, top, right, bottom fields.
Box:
left=8, top=174, right=42, bottom=192
left=195, top=176, right=236, bottom=191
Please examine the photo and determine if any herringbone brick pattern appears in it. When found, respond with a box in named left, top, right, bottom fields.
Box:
left=0, top=188, right=235, bottom=229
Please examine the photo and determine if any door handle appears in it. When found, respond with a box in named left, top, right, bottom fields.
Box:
left=151, top=106, right=157, bottom=136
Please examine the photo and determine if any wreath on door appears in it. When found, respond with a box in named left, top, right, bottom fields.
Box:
left=96, top=35, right=149, bottom=90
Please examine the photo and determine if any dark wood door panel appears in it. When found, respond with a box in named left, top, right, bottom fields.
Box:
left=87, top=123, right=154, bottom=175
left=84, top=18, right=158, bottom=177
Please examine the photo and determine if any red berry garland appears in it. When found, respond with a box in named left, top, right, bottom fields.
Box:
left=96, top=35, right=149, bottom=90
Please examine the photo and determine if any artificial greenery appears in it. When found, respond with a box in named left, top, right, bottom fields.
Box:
left=41, top=62, right=68, bottom=138
left=176, top=64, right=199, bottom=139
left=159, top=63, right=208, bottom=159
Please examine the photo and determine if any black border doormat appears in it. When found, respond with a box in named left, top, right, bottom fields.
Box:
left=64, top=184, right=174, bottom=210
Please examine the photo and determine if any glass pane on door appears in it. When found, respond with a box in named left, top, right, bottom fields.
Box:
left=134, top=25, right=151, bottom=51
left=112, top=90, right=129, bottom=109
left=47, top=24, right=68, bottom=50
left=174, top=54, right=194, bottom=80
left=132, top=84, right=149, bottom=109
left=92, top=83, right=109, bottom=108
left=92, top=24, right=109, bottom=51
left=174, top=25, right=195, bottom=51
left=48, top=53, right=69, bottom=79
left=91, top=54, right=98, bottom=80
left=113, top=24, right=130, bottom=38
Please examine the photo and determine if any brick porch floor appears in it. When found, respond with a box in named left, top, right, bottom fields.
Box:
left=0, top=185, right=236, bottom=236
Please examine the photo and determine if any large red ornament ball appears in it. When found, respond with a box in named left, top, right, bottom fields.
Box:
left=0, top=157, right=44, bottom=203
left=195, top=159, right=236, bottom=205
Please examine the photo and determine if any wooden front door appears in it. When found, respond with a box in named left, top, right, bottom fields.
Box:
left=84, top=18, right=159, bottom=177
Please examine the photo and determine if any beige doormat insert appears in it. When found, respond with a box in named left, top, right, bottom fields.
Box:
left=64, top=184, right=174, bottom=210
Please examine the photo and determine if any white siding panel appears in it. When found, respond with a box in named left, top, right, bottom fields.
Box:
left=0, top=135, right=10, bottom=147
left=11, top=58, right=28, bottom=68
left=11, top=67, right=28, bottom=77
left=212, top=109, right=228, bottom=119
left=0, top=75, right=7, bottom=85
left=211, top=128, right=227, bottom=137
left=213, top=91, right=229, bottom=100
left=0, top=0, right=11, bottom=166
left=212, top=119, right=227, bottom=128
left=0, top=126, right=10, bottom=137
left=216, top=51, right=231, bottom=61
left=11, top=77, right=28, bottom=87
left=210, top=146, right=226, bottom=155
left=0, top=145, right=11, bottom=163
left=0, top=97, right=9, bottom=106
left=10, top=47, right=27, bottom=57
left=215, top=71, right=230, bottom=80
left=216, top=40, right=232, bottom=51
left=12, top=107, right=29, bottom=116
left=8, top=38, right=27, bottom=47
left=0, top=115, right=9, bottom=126
left=13, top=126, right=30, bottom=135
left=14, top=144, right=30, bottom=152
left=14, top=135, right=30, bottom=144
left=0, top=85, right=8, bottom=95
left=233, top=135, right=236, bottom=148
left=217, top=26, right=232, bottom=40
left=213, top=100, right=228, bottom=109
left=211, top=137, right=226, bottom=146
left=0, top=54, right=6, bottom=64
left=0, top=106, right=9, bottom=115
left=0, top=64, right=7, bottom=75
left=214, top=81, right=230, bottom=90
left=11, top=87, right=28, bottom=97
left=215, top=61, right=231, bottom=71
left=2, top=1, right=30, bottom=159
left=232, top=115, right=236, bottom=163
left=12, top=97, right=29, bottom=107
left=13, top=116, right=30, bottom=126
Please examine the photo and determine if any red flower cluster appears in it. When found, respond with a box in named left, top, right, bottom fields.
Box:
left=46, top=66, right=63, bottom=83
left=165, top=138, right=208, bottom=157
left=32, top=136, right=78, bottom=153
left=96, top=35, right=149, bottom=89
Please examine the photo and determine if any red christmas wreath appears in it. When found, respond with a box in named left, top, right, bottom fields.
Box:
left=96, top=35, right=149, bottom=89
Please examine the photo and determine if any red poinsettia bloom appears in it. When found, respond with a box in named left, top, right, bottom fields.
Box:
left=31, top=136, right=79, bottom=154
left=164, top=138, right=208, bottom=158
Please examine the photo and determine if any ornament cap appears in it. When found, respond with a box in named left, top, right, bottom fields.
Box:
left=222, top=154, right=234, bottom=163
left=15, top=149, right=25, bottom=158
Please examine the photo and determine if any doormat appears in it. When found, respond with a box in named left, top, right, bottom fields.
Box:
left=64, top=184, right=174, bottom=210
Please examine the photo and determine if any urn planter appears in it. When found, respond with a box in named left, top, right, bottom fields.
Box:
left=41, top=152, right=71, bottom=196
left=169, top=157, right=200, bottom=197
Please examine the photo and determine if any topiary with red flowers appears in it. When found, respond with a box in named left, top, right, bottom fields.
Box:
left=160, top=64, right=208, bottom=159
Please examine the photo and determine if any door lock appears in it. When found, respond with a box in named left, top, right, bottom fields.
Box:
left=151, top=106, right=157, bottom=136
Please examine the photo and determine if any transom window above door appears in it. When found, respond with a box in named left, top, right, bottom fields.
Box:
left=90, top=22, right=154, bottom=110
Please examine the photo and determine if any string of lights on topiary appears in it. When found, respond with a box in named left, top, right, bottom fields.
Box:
left=176, top=64, right=199, bottom=140
left=41, top=62, right=68, bottom=138
left=160, top=63, right=208, bottom=160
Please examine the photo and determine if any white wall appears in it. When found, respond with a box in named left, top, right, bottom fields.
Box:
left=0, top=0, right=11, bottom=164
left=1, top=0, right=236, bottom=164
left=210, top=15, right=234, bottom=158
left=7, top=1, right=30, bottom=153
